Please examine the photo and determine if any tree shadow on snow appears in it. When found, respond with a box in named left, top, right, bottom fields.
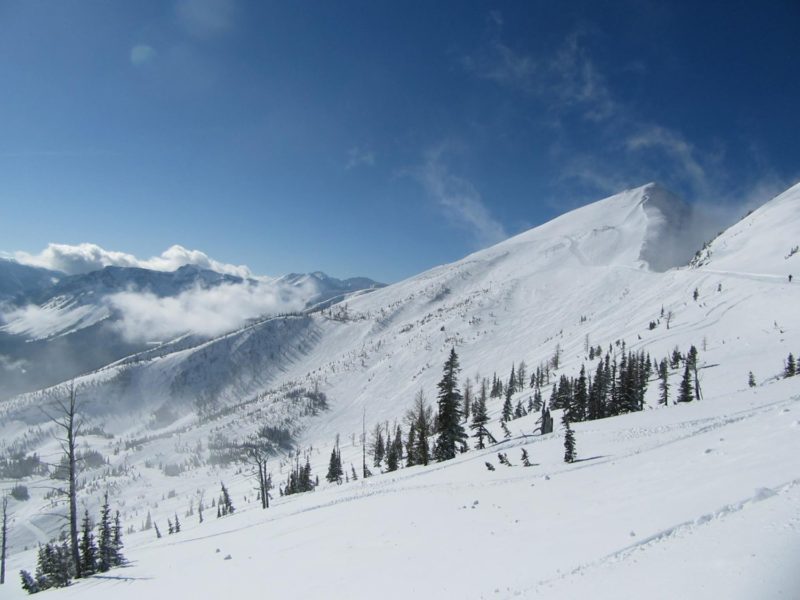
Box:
left=570, top=455, right=605, bottom=463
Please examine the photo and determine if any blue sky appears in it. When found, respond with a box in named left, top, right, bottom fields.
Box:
left=0, top=0, right=798, bottom=282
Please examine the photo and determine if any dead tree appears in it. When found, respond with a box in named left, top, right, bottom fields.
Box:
left=41, top=382, right=84, bottom=578
left=1, top=495, right=8, bottom=585
left=236, top=429, right=275, bottom=510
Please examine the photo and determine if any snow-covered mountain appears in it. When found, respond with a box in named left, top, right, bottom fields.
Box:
left=0, top=263, right=382, bottom=399
left=1, top=181, right=798, bottom=598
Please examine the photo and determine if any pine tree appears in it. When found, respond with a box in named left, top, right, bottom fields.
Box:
left=97, top=493, right=112, bottom=572
left=521, top=448, right=532, bottom=467
left=748, top=371, right=756, bottom=387
left=677, top=362, right=694, bottom=403
left=79, top=510, right=97, bottom=577
left=371, top=424, right=385, bottom=468
left=500, top=420, right=511, bottom=439
left=563, top=419, right=576, bottom=463
left=154, top=522, right=162, bottom=539
left=386, top=439, right=399, bottom=472
left=406, top=391, right=433, bottom=466
left=470, top=381, right=492, bottom=449
left=167, top=518, right=174, bottom=535
left=144, top=511, right=152, bottom=531
left=659, top=359, right=669, bottom=406
left=326, top=445, right=343, bottom=483
left=219, top=482, right=235, bottom=515
left=173, top=513, right=181, bottom=534
left=111, top=511, right=124, bottom=566
left=501, top=385, right=513, bottom=422
left=786, top=353, right=797, bottom=377
left=433, top=348, right=467, bottom=462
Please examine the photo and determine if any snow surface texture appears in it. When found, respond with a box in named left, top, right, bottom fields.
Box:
left=1, top=182, right=799, bottom=599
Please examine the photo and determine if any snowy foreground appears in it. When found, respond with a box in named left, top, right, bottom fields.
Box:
left=5, top=378, right=800, bottom=599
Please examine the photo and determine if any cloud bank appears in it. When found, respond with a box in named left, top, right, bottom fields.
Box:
left=106, top=280, right=310, bottom=342
left=13, top=243, right=255, bottom=278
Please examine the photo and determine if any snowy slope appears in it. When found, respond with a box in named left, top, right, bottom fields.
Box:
left=1, top=181, right=799, bottom=598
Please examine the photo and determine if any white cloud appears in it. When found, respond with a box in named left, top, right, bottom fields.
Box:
left=175, top=0, right=236, bottom=38
left=13, top=243, right=255, bottom=278
left=626, top=125, right=709, bottom=196
left=346, top=146, right=376, bottom=170
left=106, top=280, right=309, bottom=342
left=462, top=32, right=616, bottom=122
left=414, top=150, right=508, bottom=247
left=130, top=44, right=157, bottom=67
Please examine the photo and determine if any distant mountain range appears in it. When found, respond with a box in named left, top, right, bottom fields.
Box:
left=0, top=261, right=383, bottom=399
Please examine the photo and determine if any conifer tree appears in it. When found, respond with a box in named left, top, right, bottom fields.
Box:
left=786, top=353, right=797, bottom=377
left=406, top=391, right=432, bottom=466
left=154, top=522, right=162, bottom=539
left=501, top=386, right=513, bottom=422
left=219, top=482, right=235, bottom=515
left=748, top=371, right=756, bottom=387
left=173, top=513, right=180, bottom=534
left=521, top=448, right=532, bottom=467
left=79, top=510, right=97, bottom=577
left=563, top=418, right=576, bottom=463
left=326, top=444, right=343, bottom=483
left=111, top=511, right=124, bottom=566
left=500, top=420, right=511, bottom=439
left=371, top=424, right=385, bottom=468
left=677, top=362, right=694, bottom=403
left=659, top=359, right=670, bottom=406
left=167, top=518, right=174, bottom=535
left=405, top=425, right=417, bottom=466
left=433, top=348, right=467, bottom=462
left=97, top=493, right=113, bottom=572
left=470, top=381, right=493, bottom=449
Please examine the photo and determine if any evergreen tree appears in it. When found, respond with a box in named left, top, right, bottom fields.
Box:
left=326, top=444, right=343, bottom=484
left=79, top=510, right=97, bottom=577
left=470, top=381, right=493, bottom=449
left=786, top=353, right=797, bottom=377
left=111, top=511, right=124, bottom=566
left=433, top=348, right=467, bottom=462
left=677, top=362, right=694, bottom=403
left=507, top=364, right=517, bottom=394
left=154, top=522, right=162, bottom=539
left=219, top=482, right=235, bottom=515
left=167, top=518, right=174, bottom=535
left=568, top=365, right=587, bottom=422
left=371, top=424, right=385, bottom=468
left=500, top=420, right=511, bottom=439
left=173, top=513, right=180, bottom=534
left=386, top=438, right=399, bottom=472
left=405, top=425, right=417, bottom=467
left=97, top=493, right=112, bottom=572
left=521, top=448, right=532, bottom=467
left=748, top=371, right=756, bottom=387
left=392, top=425, right=403, bottom=465
left=659, top=359, right=670, bottom=406
left=501, top=386, right=513, bottom=422
left=563, top=419, right=576, bottom=463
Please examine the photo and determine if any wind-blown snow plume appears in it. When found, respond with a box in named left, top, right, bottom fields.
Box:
left=13, top=243, right=254, bottom=278
left=106, top=279, right=311, bottom=342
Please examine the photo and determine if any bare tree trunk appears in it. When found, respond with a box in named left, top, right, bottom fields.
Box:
left=42, top=382, right=83, bottom=579
left=1, top=495, right=8, bottom=585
